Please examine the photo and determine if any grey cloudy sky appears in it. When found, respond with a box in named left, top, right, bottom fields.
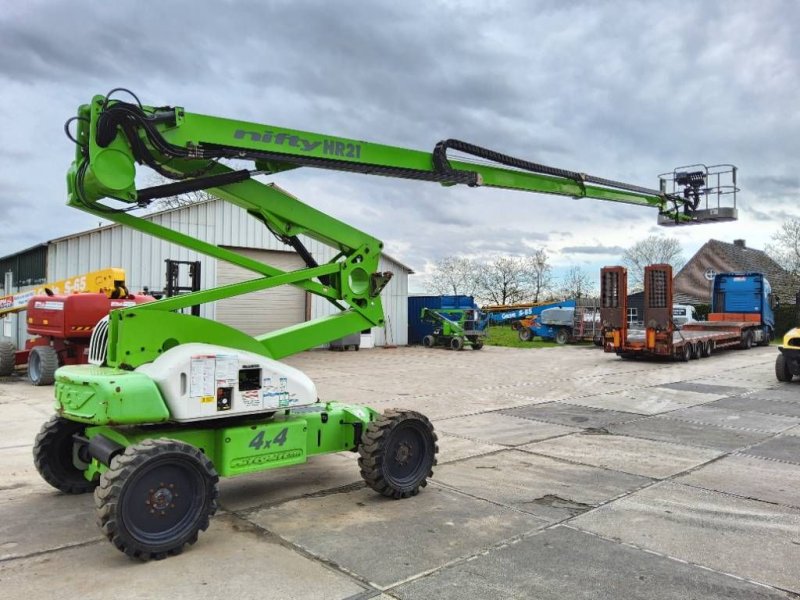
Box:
left=0, top=0, right=798, bottom=291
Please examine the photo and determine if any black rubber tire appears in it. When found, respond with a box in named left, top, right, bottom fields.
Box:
left=690, top=343, right=701, bottom=360
left=0, top=339, right=15, bottom=376
left=555, top=328, right=570, bottom=345
left=471, top=338, right=484, bottom=350
left=450, top=337, right=464, bottom=351
left=776, top=354, right=793, bottom=382
left=701, top=341, right=712, bottom=358
left=28, top=345, right=59, bottom=386
left=33, top=416, right=98, bottom=494
left=740, top=330, right=754, bottom=350
left=422, top=335, right=435, bottom=348
left=359, top=409, right=437, bottom=499
left=95, top=438, right=219, bottom=561
left=677, top=344, right=691, bottom=362
left=518, top=328, right=533, bottom=342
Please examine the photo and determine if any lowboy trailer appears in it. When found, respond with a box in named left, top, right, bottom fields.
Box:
left=600, top=264, right=773, bottom=361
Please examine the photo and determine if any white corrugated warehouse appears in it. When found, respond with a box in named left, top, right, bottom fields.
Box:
left=7, top=193, right=411, bottom=349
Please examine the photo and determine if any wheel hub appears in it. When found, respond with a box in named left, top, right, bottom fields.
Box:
left=394, top=442, right=412, bottom=466
left=147, top=483, right=178, bottom=513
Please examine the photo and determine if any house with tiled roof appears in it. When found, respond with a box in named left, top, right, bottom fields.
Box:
left=673, top=239, right=796, bottom=305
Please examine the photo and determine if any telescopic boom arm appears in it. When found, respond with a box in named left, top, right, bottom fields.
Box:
left=64, top=89, right=738, bottom=367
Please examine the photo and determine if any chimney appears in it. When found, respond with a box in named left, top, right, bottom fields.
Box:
left=733, top=239, right=746, bottom=249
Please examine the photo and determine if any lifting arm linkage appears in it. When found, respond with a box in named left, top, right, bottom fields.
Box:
left=64, top=92, right=729, bottom=366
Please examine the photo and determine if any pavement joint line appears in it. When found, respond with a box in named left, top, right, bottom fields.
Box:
left=0, top=537, right=104, bottom=565
left=732, top=450, right=800, bottom=468
left=0, top=443, right=33, bottom=451
left=656, top=414, right=800, bottom=434
left=222, top=511, right=378, bottom=594
left=426, top=479, right=552, bottom=522
left=229, top=480, right=366, bottom=514
left=674, top=479, right=800, bottom=511
left=560, top=523, right=795, bottom=596
left=434, top=426, right=580, bottom=450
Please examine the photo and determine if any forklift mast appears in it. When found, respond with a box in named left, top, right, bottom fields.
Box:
left=65, top=89, right=738, bottom=368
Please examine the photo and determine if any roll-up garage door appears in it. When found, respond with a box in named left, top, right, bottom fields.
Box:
left=216, top=247, right=306, bottom=336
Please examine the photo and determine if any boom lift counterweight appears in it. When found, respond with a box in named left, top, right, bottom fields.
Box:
left=40, top=88, right=737, bottom=559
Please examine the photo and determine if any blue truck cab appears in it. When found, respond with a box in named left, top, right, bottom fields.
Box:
left=712, top=272, right=775, bottom=339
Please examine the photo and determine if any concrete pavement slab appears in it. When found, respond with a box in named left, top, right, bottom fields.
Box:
left=666, top=405, right=799, bottom=433
left=393, top=526, right=789, bottom=600
left=502, top=402, right=643, bottom=429
left=0, top=514, right=367, bottom=600
left=435, top=433, right=504, bottom=463
left=218, top=452, right=362, bottom=511
left=433, top=449, right=651, bottom=521
left=571, top=481, right=800, bottom=594
left=0, top=445, right=48, bottom=502
left=677, top=454, right=800, bottom=508
left=657, top=381, right=748, bottom=395
left=0, top=492, right=99, bottom=560
left=739, top=387, right=800, bottom=403
left=706, top=395, right=800, bottom=417
left=608, top=415, right=774, bottom=450
left=247, top=484, right=546, bottom=588
left=693, top=375, right=777, bottom=390
left=522, top=433, right=722, bottom=479
left=565, top=386, right=721, bottom=415
left=741, top=435, right=800, bottom=465
left=435, top=412, right=578, bottom=446
left=0, top=404, right=47, bottom=449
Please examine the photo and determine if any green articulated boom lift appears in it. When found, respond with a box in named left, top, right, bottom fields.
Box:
left=421, top=307, right=488, bottom=350
left=39, top=88, right=737, bottom=560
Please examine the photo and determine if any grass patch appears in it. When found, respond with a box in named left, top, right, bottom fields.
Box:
left=484, top=325, right=559, bottom=349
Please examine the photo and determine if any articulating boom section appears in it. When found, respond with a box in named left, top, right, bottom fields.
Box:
left=65, top=89, right=737, bottom=367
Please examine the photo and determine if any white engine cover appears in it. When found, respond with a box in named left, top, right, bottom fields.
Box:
left=136, top=343, right=318, bottom=422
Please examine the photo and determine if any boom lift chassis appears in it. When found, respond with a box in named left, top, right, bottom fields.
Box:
left=38, top=88, right=737, bottom=559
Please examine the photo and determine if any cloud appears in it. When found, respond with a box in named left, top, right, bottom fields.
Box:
left=0, top=0, right=796, bottom=287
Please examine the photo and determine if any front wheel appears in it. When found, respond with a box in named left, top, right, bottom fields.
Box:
left=34, top=416, right=98, bottom=494
left=359, top=409, right=437, bottom=499
left=555, top=328, right=570, bottom=345
left=518, top=328, right=533, bottom=342
left=469, top=336, right=484, bottom=350
left=422, top=335, right=435, bottom=348
left=95, top=439, right=219, bottom=560
left=776, top=354, right=794, bottom=382
left=450, top=337, right=464, bottom=351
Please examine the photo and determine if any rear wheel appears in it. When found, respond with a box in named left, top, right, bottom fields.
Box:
left=555, top=328, right=570, bottom=345
left=0, top=339, right=15, bottom=376
left=359, top=409, right=437, bottom=499
left=740, top=330, right=754, bottom=350
left=690, top=343, right=701, bottom=359
left=677, top=344, right=691, bottom=362
left=95, top=439, right=219, bottom=560
left=422, top=335, right=435, bottom=348
left=469, top=336, right=484, bottom=350
left=33, top=416, right=97, bottom=494
left=28, top=345, right=59, bottom=386
left=518, top=328, right=533, bottom=342
left=450, top=337, right=464, bottom=351
left=776, top=354, right=794, bottom=382
left=701, top=341, right=712, bottom=358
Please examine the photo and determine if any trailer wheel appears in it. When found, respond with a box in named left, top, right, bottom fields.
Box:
left=677, top=344, right=691, bottom=362
left=95, top=439, right=219, bottom=561
left=555, top=328, right=570, bottom=345
left=28, top=345, right=59, bottom=386
left=701, top=341, right=712, bottom=358
left=33, top=416, right=98, bottom=494
left=690, top=343, right=701, bottom=360
left=359, top=409, right=437, bottom=499
left=518, top=328, right=533, bottom=342
left=0, top=339, right=15, bottom=376
left=776, top=354, right=794, bottom=382
left=422, top=335, right=435, bottom=348
left=450, top=337, right=464, bottom=351
left=740, top=330, right=754, bottom=350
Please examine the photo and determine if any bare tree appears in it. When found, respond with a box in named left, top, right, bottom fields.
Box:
left=766, top=218, right=800, bottom=286
left=425, top=256, right=479, bottom=297
left=476, top=256, right=529, bottom=305
left=524, top=248, right=552, bottom=302
left=622, top=235, right=685, bottom=290
left=559, top=266, right=595, bottom=299
left=142, top=174, right=215, bottom=211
